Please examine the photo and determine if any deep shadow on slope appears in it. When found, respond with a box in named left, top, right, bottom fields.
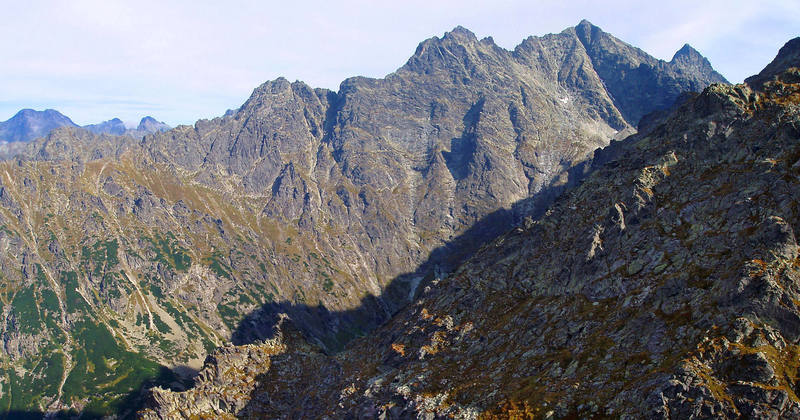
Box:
left=0, top=366, right=189, bottom=420
left=2, top=115, right=635, bottom=420
left=225, top=139, right=632, bottom=418
left=229, top=137, right=627, bottom=353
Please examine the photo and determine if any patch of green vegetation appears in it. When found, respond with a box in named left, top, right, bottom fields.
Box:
left=217, top=303, right=239, bottom=330
left=322, top=277, right=334, bottom=293
left=149, top=284, right=165, bottom=300
left=202, top=338, right=217, bottom=354
left=34, top=264, right=47, bottom=285
left=2, top=351, right=62, bottom=412
left=157, top=337, right=177, bottom=354
left=40, top=288, right=60, bottom=313
left=295, top=288, right=307, bottom=304
left=62, top=271, right=88, bottom=314
left=12, top=287, right=42, bottom=334
left=61, top=320, right=176, bottom=416
left=38, top=286, right=63, bottom=335
left=143, top=232, right=192, bottom=272
left=106, top=283, right=123, bottom=300
left=162, top=301, right=198, bottom=341
left=204, top=250, right=231, bottom=279
left=151, top=312, right=170, bottom=334
left=81, top=239, right=120, bottom=276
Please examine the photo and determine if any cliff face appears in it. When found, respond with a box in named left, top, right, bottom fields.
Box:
left=0, top=22, right=727, bottom=415
left=141, top=40, right=800, bottom=418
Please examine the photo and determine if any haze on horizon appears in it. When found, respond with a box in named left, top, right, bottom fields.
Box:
left=2, top=0, right=797, bottom=126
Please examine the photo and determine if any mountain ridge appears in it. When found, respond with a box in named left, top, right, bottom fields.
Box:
left=0, top=111, right=170, bottom=161
left=0, top=21, right=730, bottom=417
left=0, top=109, right=78, bottom=144
left=142, top=37, right=800, bottom=419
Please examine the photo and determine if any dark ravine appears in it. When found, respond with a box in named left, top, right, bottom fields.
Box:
left=142, top=38, right=800, bottom=418
left=0, top=21, right=727, bottom=417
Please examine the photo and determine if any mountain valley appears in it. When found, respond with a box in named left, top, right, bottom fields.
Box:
left=1, top=21, right=791, bottom=419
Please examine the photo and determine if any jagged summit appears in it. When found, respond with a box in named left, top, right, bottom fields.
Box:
left=746, top=37, right=800, bottom=89
left=670, top=43, right=726, bottom=86
left=672, top=43, right=702, bottom=60
left=239, top=77, right=326, bottom=119
left=85, top=117, right=128, bottom=135
left=136, top=116, right=170, bottom=133
left=0, top=109, right=170, bottom=154
left=573, top=18, right=603, bottom=43
left=82, top=115, right=170, bottom=138
left=441, top=25, right=478, bottom=43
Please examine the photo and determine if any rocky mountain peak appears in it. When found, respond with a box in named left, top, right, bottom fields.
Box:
left=746, top=37, right=800, bottom=89
left=83, top=116, right=170, bottom=138
left=670, top=43, right=720, bottom=74
left=573, top=19, right=606, bottom=47
left=84, top=117, right=128, bottom=135
left=0, top=108, right=77, bottom=143
left=239, top=77, right=324, bottom=120
left=672, top=43, right=702, bottom=62
left=563, top=20, right=728, bottom=123
left=243, top=77, right=293, bottom=103
left=442, top=25, right=478, bottom=44
left=18, top=108, right=70, bottom=121
left=136, top=116, right=170, bottom=133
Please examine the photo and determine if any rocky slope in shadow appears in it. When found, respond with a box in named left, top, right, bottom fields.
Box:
left=141, top=39, right=800, bottom=418
left=0, top=21, right=724, bottom=416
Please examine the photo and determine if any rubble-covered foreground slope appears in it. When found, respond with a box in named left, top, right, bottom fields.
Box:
left=143, top=39, right=800, bottom=419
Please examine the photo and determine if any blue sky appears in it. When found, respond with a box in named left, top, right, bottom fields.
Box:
left=1, top=0, right=797, bottom=126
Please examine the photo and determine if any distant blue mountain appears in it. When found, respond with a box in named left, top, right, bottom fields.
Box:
left=84, top=117, right=128, bottom=135
left=133, top=116, right=170, bottom=134
left=0, top=110, right=170, bottom=144
left=0, top=109, right=78, bottom=143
